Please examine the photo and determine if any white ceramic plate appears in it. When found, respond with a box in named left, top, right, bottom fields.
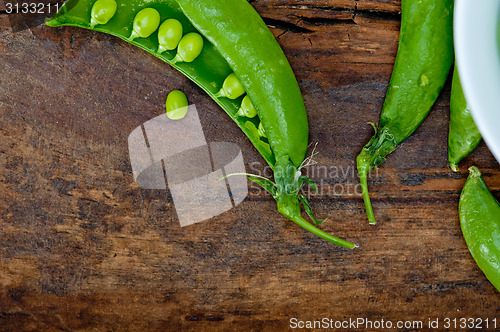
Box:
left=454, top=0, right=500, bottom=164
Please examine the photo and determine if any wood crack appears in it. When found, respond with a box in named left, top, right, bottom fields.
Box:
left=256, top=3, right=401, bottom=29
left=262, top=17, right=313, bottom=34
left=296, top=16, right=355, bottom=27
left=353, top=0, right=358, bottom=21
left=354, top=8, right=401, bottom=21
left=297, top=8, right=400, bottom=26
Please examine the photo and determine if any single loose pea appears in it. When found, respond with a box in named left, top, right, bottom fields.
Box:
left=158, top=19, right=183, bottom=53
left=90, top=0, right=117, bottom=28
left=129, top=8, right=161, bottom=40
left=171, top=32, right=204, bottom=63
left=215, top=73, right=245, bottom=99
left=166, top=90, right=189, bottom=120
left=236, top=95, right=257, bottom=118
left=258, top=122, right=267, bottom=138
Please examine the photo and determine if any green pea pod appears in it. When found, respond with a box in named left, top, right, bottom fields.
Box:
left=356, top=0, right=454, bottom=224
left=459, top=166, right=500, bottom=292
left=46, top=0, right=355, bottom=248
left=448, top=64, right=482, bottom=172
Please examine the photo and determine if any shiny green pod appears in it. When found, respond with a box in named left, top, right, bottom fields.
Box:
left=459, top=166, right=500, bottom=292
left=356, top=0, right=454, bottom=224
left=448, top=64, right=482, bottom=172
left=46, top=0, right=355, bottom=248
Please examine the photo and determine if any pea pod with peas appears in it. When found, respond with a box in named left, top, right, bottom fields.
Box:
left=46, top=0, right=356, bottom=248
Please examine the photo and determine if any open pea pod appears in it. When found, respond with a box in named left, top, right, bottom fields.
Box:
left=46, top=0, right=356, bottom=248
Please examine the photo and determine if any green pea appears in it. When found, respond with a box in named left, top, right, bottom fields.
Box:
left=90, top=0, right=117, bottom=28
left=171, top=32, right=204, bottom=63
left=129, top=8, right=161, bottom=40
left=258, top=122, right=267, bottom=138
left=236, top=95, right=257, bottom=118
left=158, top=19, right=183, bottom=53
left=165, top=90, right=189, bottom=120
left=215, top=73, right=245, bottom=99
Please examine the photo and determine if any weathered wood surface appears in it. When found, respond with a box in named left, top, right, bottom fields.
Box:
left=0, top=0, right=499, bottom=330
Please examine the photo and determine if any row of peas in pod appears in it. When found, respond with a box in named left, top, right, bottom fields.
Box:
left=216, top=74, right=266, bottom=138
left=91, top=0, right=204, bottom=62
left=89, top=0, right=266, bottom=138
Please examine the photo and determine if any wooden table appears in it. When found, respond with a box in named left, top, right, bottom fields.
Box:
left=1, top=0, right=499, bottom=330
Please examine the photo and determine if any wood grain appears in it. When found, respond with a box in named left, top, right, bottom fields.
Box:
left=0, top=0, right=499, bottom=330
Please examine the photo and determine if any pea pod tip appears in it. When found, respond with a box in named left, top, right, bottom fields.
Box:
left=467, top=166, right=482, bottom=178
left=449, top=163, right=459, bottom=173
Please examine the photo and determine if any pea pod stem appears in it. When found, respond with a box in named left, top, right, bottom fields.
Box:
left=273, top=156, right=356, bottom=248
left=278, top=192, right=357, bottom=248
left=357, top=149, right=376, bottom=225
left=225, top=163, right=357, bottom=248
left=275, top=180, right=356, bottom=249
left=356, top=124, right=396, bottom=224
left=287, top=212, right=357, bottom=249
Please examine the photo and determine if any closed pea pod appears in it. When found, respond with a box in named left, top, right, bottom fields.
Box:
left=90, top=0, right=117, bottom=28
left=46, top=0, right=356, bottom=248
left=357, top=0, right=454, bottom=224
left=459, top=166, right=500, bottom=292
left=448, top=64, right=482, bottom=172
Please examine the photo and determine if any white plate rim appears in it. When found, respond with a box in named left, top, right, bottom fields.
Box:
left=454, top=0, right=500, bottom=164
